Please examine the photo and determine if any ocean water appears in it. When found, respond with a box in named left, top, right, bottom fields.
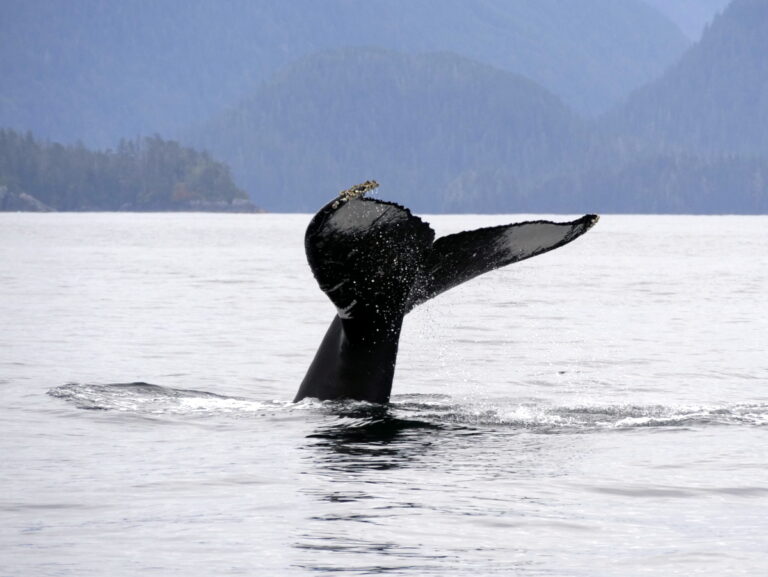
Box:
left=1, top=212, right=766, bottom=576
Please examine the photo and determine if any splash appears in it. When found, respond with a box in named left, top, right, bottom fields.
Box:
left=390, top=395, right=768, bottom=431
left=48, top=384, right=768, bottom=430
left=47, top=382, right=290, bottom=415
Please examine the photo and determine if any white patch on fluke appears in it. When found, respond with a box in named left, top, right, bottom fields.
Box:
left=326, top=201, right=393, bottom=235
left=326, top=280, right=347, bottom=293
left=502, top=222, right=570, bottom=258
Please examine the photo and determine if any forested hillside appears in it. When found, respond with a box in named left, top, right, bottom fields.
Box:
left=196, top=49, right=586, bottom=213
left=193, top=0, right=768, bottom=215
left=556, top=0, right=768, bottom=213
left=0, top=130, right=255, bottom=212
left=606, top=0, right=768, bottom=156
left=533, top=154, right=768, bottom=214
left=2, top=0, right=765, bottom=214
left=0, top=0, right=687, bottom=146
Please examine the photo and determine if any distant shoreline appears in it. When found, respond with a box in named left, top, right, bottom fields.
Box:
left=0, top=188, right=263, bottom=214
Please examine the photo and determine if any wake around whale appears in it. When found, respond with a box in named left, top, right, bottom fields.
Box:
left=294, top=181, right=598, bottom=404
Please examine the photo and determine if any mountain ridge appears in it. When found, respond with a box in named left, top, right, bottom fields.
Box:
left=0, top=0, right=688, bottom=146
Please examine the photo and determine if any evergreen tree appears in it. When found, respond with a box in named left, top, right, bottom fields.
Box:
left=0, top=129, right=255, bottom=212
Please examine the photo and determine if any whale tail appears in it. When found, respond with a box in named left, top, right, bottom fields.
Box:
left=294, top=183, right=598, bottom=403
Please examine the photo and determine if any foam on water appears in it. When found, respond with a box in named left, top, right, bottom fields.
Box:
left=393, top=395, right=768, bottom=430
left=48, top=383, right=768, bottom=430
left=47, top=382, right=291, bottom=415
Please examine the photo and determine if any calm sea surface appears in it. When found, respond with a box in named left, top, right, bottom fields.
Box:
left=1, top=213, right=767, bottom=576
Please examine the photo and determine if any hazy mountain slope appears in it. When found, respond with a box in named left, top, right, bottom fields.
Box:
left=194, top=0, right=768, bottom=216
left=607, top=0, right=768, bottom=157
left=0, top=0, right=687, bottom=146
left=641, top=0, right=731, bottom=39
left=196, top=49, right=585, bottom=213
left=540, top=0, right=768, bottom=214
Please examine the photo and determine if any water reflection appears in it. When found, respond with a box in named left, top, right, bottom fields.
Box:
left=296, top=405, right=452, bottom=573
left=305, top=404, right=444, bottom=474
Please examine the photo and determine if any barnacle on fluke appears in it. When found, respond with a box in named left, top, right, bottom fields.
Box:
left=331, top=180, right=380, bottom=209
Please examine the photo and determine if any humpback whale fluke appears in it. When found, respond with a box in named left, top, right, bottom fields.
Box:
left=294, top=182, right=599, bottom=403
